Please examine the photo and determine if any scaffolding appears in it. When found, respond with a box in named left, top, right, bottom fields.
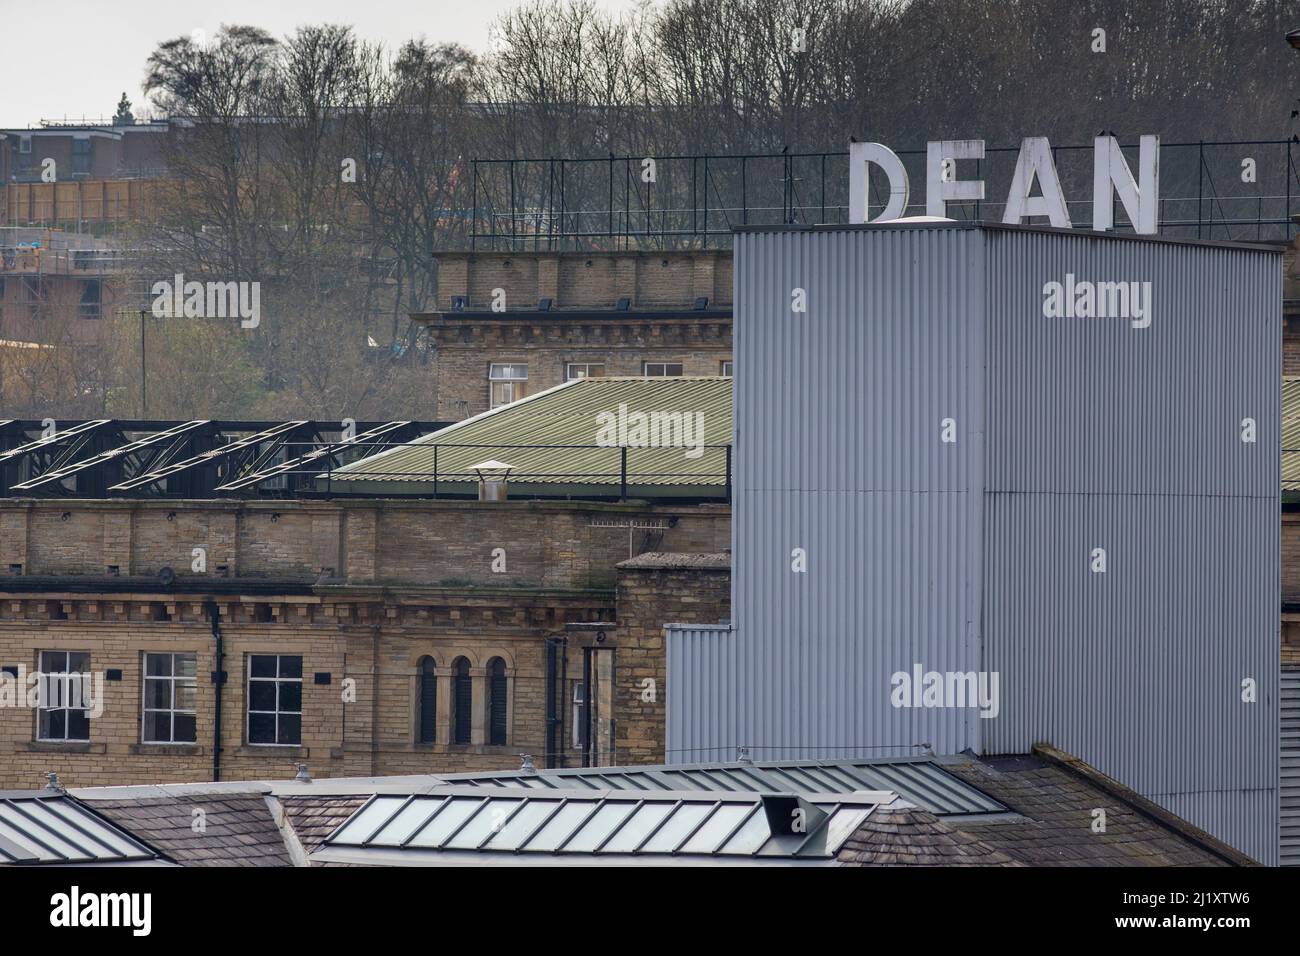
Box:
left=0, top=227, right=134, bottom=325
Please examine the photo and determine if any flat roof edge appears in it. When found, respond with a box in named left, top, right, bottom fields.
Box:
left=734, top=220, right=1286, bottom=254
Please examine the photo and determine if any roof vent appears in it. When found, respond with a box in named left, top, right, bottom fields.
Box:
left=760, top=793, right=827, bottom=839
left=472, top=459, right=514, bottom=502
left=294, top=763, right=312, bottom=783
left=43, top=771, right=64, bottom=792
left=736, top=745, right=753, bottom=764
left=538, top=297, right=553, bottom=312
left=519, top=754, right=537, bottom=774
left=693, top=296, right=709, bottom=310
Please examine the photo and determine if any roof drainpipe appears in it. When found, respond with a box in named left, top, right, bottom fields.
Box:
left=206, top=598, right=224, bottom=783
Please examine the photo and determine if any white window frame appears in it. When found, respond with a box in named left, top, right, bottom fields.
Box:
left=36, top=650, right=91, bottom=742
left=246, top=654, right=303, bottom=746
left=643, top=362, right=684, bottom=377
left=720, top=360, right=733, bottom=377
left=565, top=362, right=606, bottom=380
left=141, top=652, right=198, bottom=744
left=489, top=363, right=528, bottom=408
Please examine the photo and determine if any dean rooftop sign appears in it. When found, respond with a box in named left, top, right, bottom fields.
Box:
left=849, top=135, right=1160, bottom=234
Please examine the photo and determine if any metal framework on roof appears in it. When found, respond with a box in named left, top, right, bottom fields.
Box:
left=11, top=420, right=210, bottom=492
left=437, top=758, right=1007, bottom=817
left=0, top=419, right=445, bottom=499
left=215, top=421, right=416, bottom=491
left=0, top=791, right=163, bottom=866
left=316, top=786, right=885, bottom=865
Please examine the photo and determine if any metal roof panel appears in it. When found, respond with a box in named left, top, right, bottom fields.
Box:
left=436, top=758, right=1006, bottom=816
left=322, top=376, right=732, bottom=494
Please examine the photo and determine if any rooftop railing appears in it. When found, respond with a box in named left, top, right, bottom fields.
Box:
left=469, top=139, right=1300, bottom=251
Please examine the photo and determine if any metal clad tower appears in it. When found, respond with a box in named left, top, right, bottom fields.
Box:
left=668, top=221, right=1281, bottom=863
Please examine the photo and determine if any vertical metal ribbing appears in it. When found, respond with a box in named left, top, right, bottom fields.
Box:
left=669, top=224, right=1281, bottom=863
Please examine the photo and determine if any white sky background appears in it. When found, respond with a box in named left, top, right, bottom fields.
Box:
left=0, top=0, right=645, bottom=127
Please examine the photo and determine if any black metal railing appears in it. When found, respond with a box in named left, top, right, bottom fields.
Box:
left=266, top=440, right=733, bottom=502
left=470, top=139, right=1300, bottom=251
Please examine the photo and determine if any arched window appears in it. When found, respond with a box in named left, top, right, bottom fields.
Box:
left=487, top=657, right=508, bottom=746
left=452, top=657, right=472, bottom=745
left=417, top=656, right=437, bottom=744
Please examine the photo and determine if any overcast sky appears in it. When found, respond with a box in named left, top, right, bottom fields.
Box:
left=0, top=0, right=643, bottom=127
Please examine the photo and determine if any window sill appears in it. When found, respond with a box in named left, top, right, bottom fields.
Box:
left=129, top=743, right=203, bottom=756
left=18, top=740, right=106, bottom=754
left=234, top=744, right=308, bottom=758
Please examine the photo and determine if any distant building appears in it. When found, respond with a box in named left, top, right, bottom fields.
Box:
left=0, top=228, right=131, bottom=344
left=1, top=121, right=167, bottom=227
left=417, top=250, right=732, bottom=419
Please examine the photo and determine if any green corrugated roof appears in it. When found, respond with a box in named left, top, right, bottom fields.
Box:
left=322, top=376, right=732, bottom=498
left=1285, top=378, right=1300, bottom=492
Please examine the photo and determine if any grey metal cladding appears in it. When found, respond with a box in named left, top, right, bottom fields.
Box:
left=984, top=230, right=1280, bottom=496
left=728, top=489, right=978, bottom=760
left=726, top=225, right=984, bottom=761
left=979, top=229, right=1279, bottom=863
left=667, top=625, right=743, bottom=764
left=981, top=492, right=1279, bottom=863
left=679, top=223, right=1279, bottom=863
left=1156, top=789, right=1279, bottom=870
left=734, top=226, right=981, bottom=494
left=1283, top=667, right=1300, bottom=866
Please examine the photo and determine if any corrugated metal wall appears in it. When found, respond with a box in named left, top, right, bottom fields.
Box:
left=980, top=230, right=1279, bottom=864
left=667, top=223, right=1280, bottom=863
left=666, top=625, right=740, bottom=763
left=1284, top=667, right=1300, bottom=865
left=731, top=227, right=985, bottom=761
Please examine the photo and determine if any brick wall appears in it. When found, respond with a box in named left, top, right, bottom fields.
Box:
left=435, top=250, right=732, bottom=311
left=0, top=555, right=736, bottom=788
left=1283, top=513, right=1300, bottom=604
left=0, top=592, right=611, bottom=789
left=1, top=498, right=730, bottom=590
left=1285, top=324, right=1300, bottom=377
left=0, top=501, right=730, bottom=788
left=611, top=554, right=731, bottom=766
left=429, top=316, right=732, bottom=418
left=425, top=250, right=734, bottom=419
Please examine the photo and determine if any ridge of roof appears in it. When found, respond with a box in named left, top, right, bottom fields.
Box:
left=1030, top=744, right=1259, bottom=866
left=617, top=550, right=731, bottom=570
left=735, top=219, right=1285, bottom=254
